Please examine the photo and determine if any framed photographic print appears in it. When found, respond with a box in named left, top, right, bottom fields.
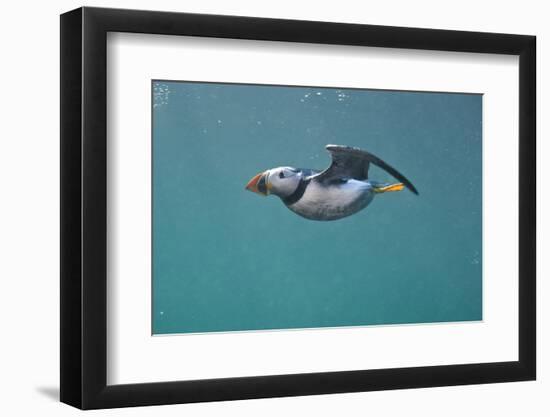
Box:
left=60, top=6, right=536, bottom=409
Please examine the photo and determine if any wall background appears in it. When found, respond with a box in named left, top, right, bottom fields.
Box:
left=0, top=0, right=545, bottom=415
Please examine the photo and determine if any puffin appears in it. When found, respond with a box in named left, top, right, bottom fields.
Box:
left=245, top=144, right=418, bottom=221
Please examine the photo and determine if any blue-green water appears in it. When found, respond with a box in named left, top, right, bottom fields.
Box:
left=152, top=81, right=482, bottom=335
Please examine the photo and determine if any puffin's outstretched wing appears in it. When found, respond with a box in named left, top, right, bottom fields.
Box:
left=313, top=145, right=419, bottom=194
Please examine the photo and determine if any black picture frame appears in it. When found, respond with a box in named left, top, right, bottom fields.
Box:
left=60, top=6, right=536, bottom=410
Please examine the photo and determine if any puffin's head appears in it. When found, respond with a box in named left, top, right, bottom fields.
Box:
left=245, top=167, right=301, bottom=198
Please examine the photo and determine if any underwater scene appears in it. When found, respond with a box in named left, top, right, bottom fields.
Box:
left=152, top=80, right=482, bottom=335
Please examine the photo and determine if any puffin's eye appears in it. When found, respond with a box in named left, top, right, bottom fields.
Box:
left=279, top=171, right=285, bottom=179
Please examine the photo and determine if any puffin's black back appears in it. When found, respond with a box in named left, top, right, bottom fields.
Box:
left=315, top=145, right=419, bottom=195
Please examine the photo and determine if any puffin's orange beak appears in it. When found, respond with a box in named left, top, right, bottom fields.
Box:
left=245, top=171, right=270, bottom=196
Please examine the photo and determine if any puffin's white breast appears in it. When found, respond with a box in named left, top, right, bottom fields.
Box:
left=288, top=180, right=374, bottom=221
